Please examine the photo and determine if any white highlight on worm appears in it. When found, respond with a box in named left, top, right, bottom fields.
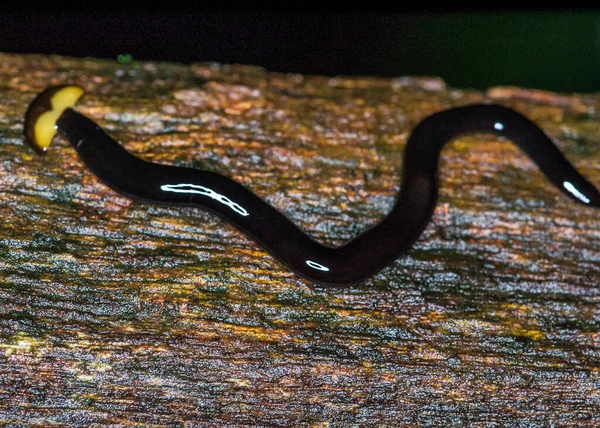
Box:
left=306, top=260, right=330, bottom=272
left=160, top=183, right=250, bottom=216
left=563, top=181, right=591, bottom=204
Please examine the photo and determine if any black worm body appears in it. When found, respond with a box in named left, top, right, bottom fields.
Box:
left=25, top=87, right=600, bottom=286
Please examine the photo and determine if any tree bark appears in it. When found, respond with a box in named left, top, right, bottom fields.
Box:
left=0, top=53, right=598, bottom=426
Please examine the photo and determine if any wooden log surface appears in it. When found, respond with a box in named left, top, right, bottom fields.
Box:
left=0, top=53, right=599, bottom=426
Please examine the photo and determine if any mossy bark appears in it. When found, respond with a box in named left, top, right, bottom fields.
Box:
left=0, top=53, right=598, bottom=426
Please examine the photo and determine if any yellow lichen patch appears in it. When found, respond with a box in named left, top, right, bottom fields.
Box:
left=89, top=362, right=113, bottom=372
left=220, top=324, right=289, bottom=342
left=76, top=374, right=95, bottom=382
left=0, top=332, right=48, bottom=357
left=504, top=324, right=546, bottom=341
left=227, top=377, right=251, bottom=387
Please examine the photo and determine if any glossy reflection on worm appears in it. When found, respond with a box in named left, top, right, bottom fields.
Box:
left=24, top=86, right=600, bottom=286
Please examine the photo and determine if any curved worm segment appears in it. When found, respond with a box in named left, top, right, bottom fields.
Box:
left=24, top=85, right=85, bottom=155
left=22, top=86, right=600, bottom=285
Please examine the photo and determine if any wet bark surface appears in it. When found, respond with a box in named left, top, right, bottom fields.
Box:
left=0, top=53, right=598, bottom=426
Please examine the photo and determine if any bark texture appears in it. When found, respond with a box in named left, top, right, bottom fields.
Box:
left=0, top=53, right=599, bottom=426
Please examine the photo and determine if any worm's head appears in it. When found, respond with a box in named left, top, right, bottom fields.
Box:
left=24, top=85, right=85, bottom=155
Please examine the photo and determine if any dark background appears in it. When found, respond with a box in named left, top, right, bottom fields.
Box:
left=2, top=6, right=600, bottom=92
